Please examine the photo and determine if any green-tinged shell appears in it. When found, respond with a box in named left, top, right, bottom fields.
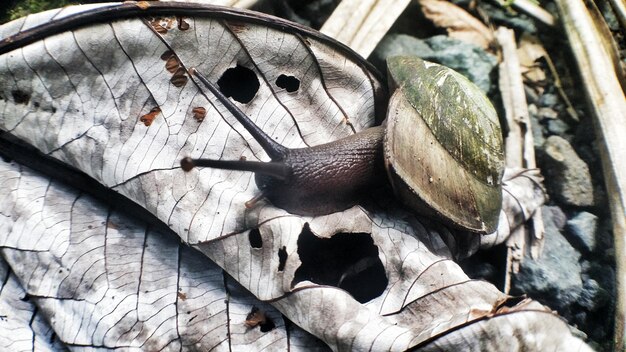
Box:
left=384, top=56, right=504, bottom=234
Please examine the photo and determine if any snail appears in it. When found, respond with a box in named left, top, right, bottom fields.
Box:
left=182, top=56, right=504, bottom=234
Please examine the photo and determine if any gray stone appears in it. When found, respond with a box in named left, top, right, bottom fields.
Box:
left=579, top=278, right=609, bottom=312
left=536, top=107, right=558, bottom=120
left=541, top=135, right=595, bottom=207
left=546, top=118, right=571, bottom=135
left=528, top=105, right=545, bottom=148
left=538, top=93, right=559, bottom=107
left=548, top=205, right=568, bottom=230
left=512, top=206, right=583, bottom=311
left=566, top=211, right=599, bottom=253
left=582, top=260, right=616, bottom=299
left=371, top=34, right=497, bottom=92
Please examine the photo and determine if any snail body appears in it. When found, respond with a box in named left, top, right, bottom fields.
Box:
left=183, top=57, right=504, bottom=234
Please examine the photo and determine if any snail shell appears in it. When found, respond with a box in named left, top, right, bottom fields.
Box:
left=383, top=56, right=505, bottom=234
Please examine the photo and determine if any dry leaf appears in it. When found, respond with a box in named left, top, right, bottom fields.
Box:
left=517, top=33, right=548, bottom=88
left=418, top=0, right=495, bottom=50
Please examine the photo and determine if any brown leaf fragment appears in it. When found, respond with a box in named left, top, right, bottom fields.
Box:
left=134, top=1, right=151, bottom=10
left=150, top=21, right=167, bottom=34
left=163, top=17, right=176, bottom=30
left=140, top=107, right=161, bottom=126
left=192, top=107, right=207, bottom=122
left=160, top=50, right=173, bottom=61
left=165, top=56, right=180, bottom=73
left=150, top=17, right=175, bottom=34
left=170, top=68, right=188, bottom=88
left=517, top=34, right=547, bottom=86
left=469, top=307, right=494, bottom=319
left=418, top=0, right=495, bottom=50
left=177, top=16, right=190, bottom=31
left=244, top=306, right=266, bottom=328
left=177, top=291, right=187, bottom=301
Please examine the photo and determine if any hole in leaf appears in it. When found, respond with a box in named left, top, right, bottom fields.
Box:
left=260, top=318, right=275, bottom=332
left=275, top=74, right=300, bottom=92
left=249, top=228, right=263, bottom=248
left=11, top=90, right=30, bottom=105
left=177, top=16, right=190, bottom=30
left=277, top=246, right=287, bottom=272
left=292, top=223, right=387, bottom=303
left=217, top=64, right=259, bottom=104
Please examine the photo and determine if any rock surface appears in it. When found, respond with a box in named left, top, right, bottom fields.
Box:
left=371, top=34, right=497, bottom=92
left=512, top=206, right=583, bottom=312
left=566, top=211, right=599, bottom=253
left=541, top=135, right=595, bottom=207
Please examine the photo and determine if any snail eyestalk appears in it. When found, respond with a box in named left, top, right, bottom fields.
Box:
left=190, top=67, right=287, bottom=160
left=180, top=157, right=291, bottom=181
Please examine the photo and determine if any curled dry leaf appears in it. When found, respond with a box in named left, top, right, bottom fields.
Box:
left=418, top=0, right=495, bottom=50
left=0, top=3, right=589, bottom=350
left=517, top=33, right=548, bottom=88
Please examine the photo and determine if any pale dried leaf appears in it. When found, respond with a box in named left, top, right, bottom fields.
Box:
left=0, top=257, right=67, bottom=352
left=517, top=33, right=547, bottom=85
left=0, top=160, right=329, bottom=350
left=0, top=3, right=382, bottom=246
left=480, top=169, right=545, bottom=250
left=418, top=0, right=495, bottom=50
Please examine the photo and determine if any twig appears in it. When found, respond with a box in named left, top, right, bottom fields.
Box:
left=496, top=27, right=545, bottom=293
left=554, top=0, right=626, bottom=349
left=320, top=0, right=411, bottom=58
left=496, top=0, right=556, bottom=26
left=542, top=53, right=580, bottom=122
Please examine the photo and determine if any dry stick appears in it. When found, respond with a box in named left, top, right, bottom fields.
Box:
left=320, top=0, right=411, bottom=58
left=542, top=54, right=580, bottom=123
left=507, top=0, right=556, bottom=27
left=497, top=27, right=524, bottom=295
left=496, top=27, right=545, bottom=294
left=554, top=0, right=626, bottom=349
